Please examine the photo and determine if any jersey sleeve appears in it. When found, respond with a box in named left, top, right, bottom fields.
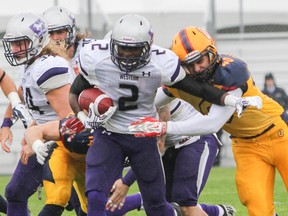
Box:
left=151, top=47, right=186, bottom=86
left=155, top=86, right=175, bottom=108
left=215, top=55, right=250, bottom=90
left=165, top=89, right=241, bottom=136
left=77, top=41, right=103, bottom=87
left=34, top=56, right=72, bottom=94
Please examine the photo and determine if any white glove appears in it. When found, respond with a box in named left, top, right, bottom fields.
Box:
left=128, top=117, right=167, bottom=137
left=224, top=95, right=262, bottom=117
left=78, top=103, right=116, bottom=129
left=12, top=103, right=32, bottom=128
left=32, top=140, right=51, bottom=165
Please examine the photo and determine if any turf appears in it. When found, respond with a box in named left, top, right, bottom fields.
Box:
left=0, top=167, right=287, bottom=215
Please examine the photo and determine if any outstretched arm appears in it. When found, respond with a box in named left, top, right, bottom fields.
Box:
left=169, top=75, right=227, bottom=105
left=129, top=89, right=262, bottom=137
left=106, top=169, right=136, bottom=212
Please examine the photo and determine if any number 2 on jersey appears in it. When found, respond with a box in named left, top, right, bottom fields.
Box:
left=118, top=84, right=138, bottom=111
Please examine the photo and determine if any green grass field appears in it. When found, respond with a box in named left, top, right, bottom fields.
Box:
left=0, top=167, right=287, bottom=215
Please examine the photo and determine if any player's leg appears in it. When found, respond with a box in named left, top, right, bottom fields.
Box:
left=73, top=161, right=88, bottom=215
left=85, top=128, right=124, bottom=216
left=166, top=135, right=223, bottom=216
left=128, top=135, right=175, bottom=216
left=5, top=154, right=43, bottom=216
left=39, top=147, right=75, bottom=216
left=271, top=120, right=288, bottom=216
left=232, top=137, right=276, bottom=216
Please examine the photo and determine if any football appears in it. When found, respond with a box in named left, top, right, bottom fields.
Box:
left=78, top=88, right=113, bottom=115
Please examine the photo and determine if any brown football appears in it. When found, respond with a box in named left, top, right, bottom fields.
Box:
left=78, top=88, right=113, bottom=115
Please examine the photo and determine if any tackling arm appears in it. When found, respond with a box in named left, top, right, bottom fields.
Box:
left=170, top=75, right=227, bottom=105
left=129, top=88, right=262, bottom=137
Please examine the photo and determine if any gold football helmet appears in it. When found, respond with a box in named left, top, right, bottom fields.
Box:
left=171, top=26, right=218, bottom=82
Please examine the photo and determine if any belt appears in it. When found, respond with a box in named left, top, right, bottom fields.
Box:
left=231, top=124, right=275, bottom=140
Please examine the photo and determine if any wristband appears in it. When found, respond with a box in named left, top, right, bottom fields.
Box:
left=1, top=118, right=13, bottom=128
left=223, top=94, right=238, bottom=108
left=77, top=111, right=87, bottom=124
left=7, top=92, right=21, bottom=108
left=32, top=139, right=43, bottom=153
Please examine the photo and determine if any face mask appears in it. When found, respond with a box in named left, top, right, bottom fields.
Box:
left=266, top=86, right=276, bottom=93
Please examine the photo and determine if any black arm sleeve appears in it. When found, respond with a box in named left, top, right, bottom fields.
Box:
left=169, top=75, right=227, bottom=105
left=70, top=74, right=94, bottom=96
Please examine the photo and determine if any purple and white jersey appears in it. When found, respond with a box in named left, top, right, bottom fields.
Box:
left=164, top=99, right=201, bottom=149
left=70, top=38, right=95, bottom=70
left=78, top=39, right=186, bottom=133
left=20, top=55, right=74, bottom=124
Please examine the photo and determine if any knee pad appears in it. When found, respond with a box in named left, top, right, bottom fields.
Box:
left=38, top=204, right=64, bottom=216
left=5, top=182, right=29, bottom=202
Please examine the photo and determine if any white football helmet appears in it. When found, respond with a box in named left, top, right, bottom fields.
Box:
left=103, top=30, right=112, bottom=40
left=2, top=13, right=49, bottom=66
left=110, top=14, right=154, bottom=72
left=43, top=6, right=77, bottom=46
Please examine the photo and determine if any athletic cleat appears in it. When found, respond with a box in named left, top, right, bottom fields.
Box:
left=219, top=204, right=236, bottom=216
left=170, top=202, right=183, bottom=216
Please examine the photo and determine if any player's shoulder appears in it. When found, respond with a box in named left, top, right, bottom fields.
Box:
left=79, top=39, right=110, bottom=64
left=76, top=37, right=96, bottom=49
left=151, top=44, right=177, bottom=59
left=31, top=55, right=71, bottom=86
left=215, top=54, right=250, bottom=88
left=32, top=55, right=70, bottom=75
left=150, top=44, right=180, bottom=69
left=80, top=39, right=110, bottom=53
left=37, top=54, right=70, bottom=68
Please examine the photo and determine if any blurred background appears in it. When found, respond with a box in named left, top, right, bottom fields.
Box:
left=1, top=0, right=288, bottom=174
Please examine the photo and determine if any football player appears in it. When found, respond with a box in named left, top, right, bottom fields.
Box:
left=1, top=13, right=74, bottom=216
left=108, top=98, right=236, bottom=216
left=43, top=5, right=95, bottom=75
left=68, top=14, right=260, bottom=216
left=129, top=26, right=286, bottom=216
left=21, top=114, right=146, bottom=216
left=41, top=6, right=96, bottom=215
left=21, top=115, right=90, bottom=216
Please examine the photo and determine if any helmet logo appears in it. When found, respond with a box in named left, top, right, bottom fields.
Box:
left=196, top=27, right=212, bottom=40
left=148, top=29, right=154, bottom=40
left=122, top=37, right=134, bottom=42
left=29, top=18, right=47, bottom=38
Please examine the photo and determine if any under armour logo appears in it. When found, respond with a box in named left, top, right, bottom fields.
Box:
left=142, top=71, right=151, bottom=77
left=102, top=130, right=112, bottom=135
